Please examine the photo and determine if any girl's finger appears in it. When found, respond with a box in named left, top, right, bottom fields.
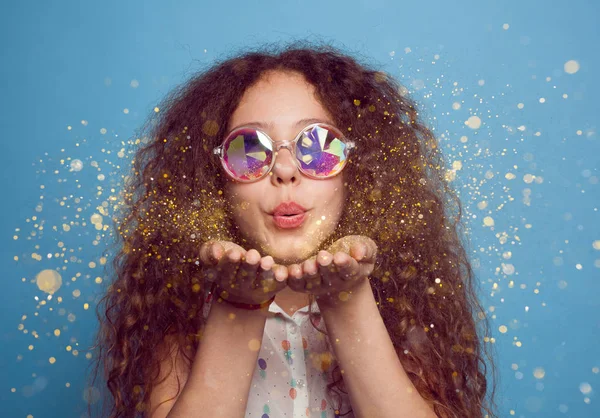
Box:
left=238, top=249, right=261, bottom=293
left=254, top=255, right=275, bottom=299
left=349, top=242, right=367, bottom=262
left=358, top=260, right=376, bottom=279
left=317, top=250, right=336, bottom=289
left=219, top=248, right=243, bottom=289
left=363, top=237, right=378, bottom=262
left=266, top=265, right=288, bottom=296
left=287, top=264, right=304, bottom=292
left=302, top=257, right=321, bottom=291
left=200, top=241, right=224, bottom=265
left=260, top=255, right=274, bottom=271
left=272, top=264, right=288, bottom=283
left=333, top=251, right=360, bottom=280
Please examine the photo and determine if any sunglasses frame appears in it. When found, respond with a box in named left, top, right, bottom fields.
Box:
left=212, top=122, right=356, bottom=183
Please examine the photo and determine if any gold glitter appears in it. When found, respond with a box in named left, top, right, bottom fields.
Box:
left=564, top=60, right=580, bottom=74
left=465, top=115, right=482, bottom=129
left=533, top=367, right=545, bottom=379
left=374, top=72, right=387, bottom=83
left=580, top=382, right=592, bottom=394
left=248, top=338, right=261, bottom=352
left=338, top=291, right=350, bottom=302
left=202, top=120, right=219, bottom=136
left=36, top=270, right=62, bottom=294
left=353, top=99, right=361, bottom=106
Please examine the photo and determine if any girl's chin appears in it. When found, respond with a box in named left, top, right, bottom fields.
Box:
left=244, top=229, right=332, bottom=264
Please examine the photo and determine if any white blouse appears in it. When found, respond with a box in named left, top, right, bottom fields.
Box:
left=203, top=289, right=355, bottom=418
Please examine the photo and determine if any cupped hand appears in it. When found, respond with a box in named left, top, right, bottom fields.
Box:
left=199, top=241, right=289, bottom=306
left=285, top=235, right=377, bottom=306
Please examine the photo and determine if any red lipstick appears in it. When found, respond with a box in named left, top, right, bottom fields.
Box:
left=272, top=202, right=307, bottom=229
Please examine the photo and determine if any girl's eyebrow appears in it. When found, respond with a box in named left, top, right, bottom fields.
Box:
left=228, top=117, right=334, bottom=133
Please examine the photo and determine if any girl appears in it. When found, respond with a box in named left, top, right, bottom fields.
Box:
left=87, top=42, right=498, bottom=418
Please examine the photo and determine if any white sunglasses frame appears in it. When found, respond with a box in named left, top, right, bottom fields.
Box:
left=212, top=122, right=357, bottom=183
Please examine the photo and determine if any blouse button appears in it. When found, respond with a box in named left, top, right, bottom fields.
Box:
left=296, top=378, right=305, bottom=388
left=289, top=324, right=298, bottom=334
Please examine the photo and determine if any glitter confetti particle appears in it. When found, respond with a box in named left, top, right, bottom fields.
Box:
left=579, top=382, right=592, bottom=394
left=465, top=116, right=482, bottom=130
left=248, top=338, right=261, bottom=352
left=502, top=264, right=515, bottom=275
left=564, top=60, right=580, bottom=74
left=533, top=367, right=545, bottom=379
left=202, top=120, right=219, bottom=136
left=483, top=216, right=494, bottom=227
left=36, top=270, right=62, bottom=294
left=70, top=159, right=83, bottom=172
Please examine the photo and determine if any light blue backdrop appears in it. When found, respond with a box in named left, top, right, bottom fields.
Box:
left=1, top=0, right=598, bottom=417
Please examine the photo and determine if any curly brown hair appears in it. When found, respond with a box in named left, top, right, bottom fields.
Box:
left=85, top=40, right=499, bottom=418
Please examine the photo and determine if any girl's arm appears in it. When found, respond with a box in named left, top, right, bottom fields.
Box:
left=318, top=278, right=437, bottom=418
left=149, top=299, right=269, bottom=418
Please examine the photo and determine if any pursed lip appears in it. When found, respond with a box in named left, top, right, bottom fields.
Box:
left=271, top=201, right=308, bottom=216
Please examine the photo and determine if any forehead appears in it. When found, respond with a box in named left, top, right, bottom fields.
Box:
left=227, top=71, right=334, bottom=132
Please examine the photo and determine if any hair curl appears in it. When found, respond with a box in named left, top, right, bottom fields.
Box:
left=86, top=40, right=499, bottom=418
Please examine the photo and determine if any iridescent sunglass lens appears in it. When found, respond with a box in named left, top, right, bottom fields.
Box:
left=223, top=129, right=273, bottom=180
left=296, top=125, right=349, bottom=177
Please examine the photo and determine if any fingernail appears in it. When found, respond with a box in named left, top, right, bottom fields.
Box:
left=354, top=246, right=365, bottom=261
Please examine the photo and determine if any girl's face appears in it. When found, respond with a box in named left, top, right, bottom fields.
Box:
left=223, top=70, right=346, bottom=264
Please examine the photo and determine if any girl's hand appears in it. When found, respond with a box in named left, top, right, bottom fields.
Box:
left=199, top=241, right=288, bottom=306
left=285, top=235, right=377, bottom=306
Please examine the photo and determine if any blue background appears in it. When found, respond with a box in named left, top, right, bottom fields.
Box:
left=1, top=0, right=599, bottom=416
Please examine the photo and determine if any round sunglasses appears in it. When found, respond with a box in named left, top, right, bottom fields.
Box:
left=212, top=122, right=356, bottom=183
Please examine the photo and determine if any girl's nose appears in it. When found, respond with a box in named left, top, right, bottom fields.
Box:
left=270, top=147, right=300, bottom=185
